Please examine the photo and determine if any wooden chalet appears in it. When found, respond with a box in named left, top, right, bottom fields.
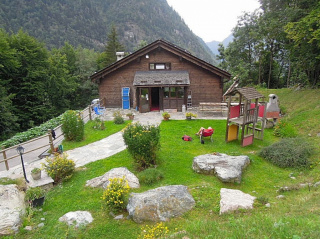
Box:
left=90, top=39, right=231, bottom=113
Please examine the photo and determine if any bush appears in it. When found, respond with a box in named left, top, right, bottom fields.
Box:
left=138, top=222, right=169, bottom=239
left=92, top=118, right=105, bottom=130
left=101, top=177, right=130, bottom=213
left=62, top=110, right=84, bottom=141
left=113, top=111, right=124, bottom=124
left=42, top=153, right=75, bottom=182
left=259, top=138, right=314, bottom=168
left=122, top=123, right=160, bottom=169
left=138, top=168, right=164, bottom=185
left=273, top=119, right=297, bottom=138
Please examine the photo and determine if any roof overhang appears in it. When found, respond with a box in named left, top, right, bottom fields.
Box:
left=133, top=71, right=190, bottom=86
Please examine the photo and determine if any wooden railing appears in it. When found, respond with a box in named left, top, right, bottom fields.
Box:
left=0, top=106, right=94, bottom=171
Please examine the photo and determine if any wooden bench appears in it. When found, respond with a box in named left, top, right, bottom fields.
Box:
left=199, top=102, right=229, bottom=112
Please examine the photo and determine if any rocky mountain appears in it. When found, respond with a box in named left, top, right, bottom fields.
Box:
left=0, top=0, right=217, bottom=64
left=206, top=34, right=234, bottom=55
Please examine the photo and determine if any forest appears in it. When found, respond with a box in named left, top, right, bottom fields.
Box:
left=217, top=0, right=320, bottom=89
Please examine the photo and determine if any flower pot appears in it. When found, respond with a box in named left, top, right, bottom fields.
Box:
left=31, top=171, right=41, bottom=180
left=163, top=117, right=170, bottom=121
left=186, top=116, right=192, bottom=120
left=31, top=196, right=45, bottom=207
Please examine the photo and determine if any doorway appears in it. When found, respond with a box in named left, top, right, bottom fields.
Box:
left=151, top=87, right=160, bottom=111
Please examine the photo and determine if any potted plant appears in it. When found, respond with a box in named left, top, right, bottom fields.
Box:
left=162, top=112, right=170, bottom=121
left=126, top=112, right=135, bottom=120
left=186, top=112, right=197, bottom=120
left=25, top=187, right=46, bottom=207
left=31, top=167, right=41, bottom=180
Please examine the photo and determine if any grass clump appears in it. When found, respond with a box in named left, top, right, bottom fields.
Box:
left=113, top=111, right=125, bottom=124
left=273, top=119, right=298, bottom=138
left=259, top=138, right=315, bottom=168
left=137, top=168, right=164, bottom=185
left=62, top=110, right=84, bottom=141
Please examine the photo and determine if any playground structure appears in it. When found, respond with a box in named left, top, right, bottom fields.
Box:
left=225, top=87, right=267, bottom=147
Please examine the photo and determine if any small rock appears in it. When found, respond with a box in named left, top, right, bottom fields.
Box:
left=276, top=195, right=285, bottom=199
left=38, top=208, right=43, bottom=212
left=317, top=133, right=320, bottom=137
left=59, top=211, right=93, bottom=228
left=290, top=177, right=296, bottom=180
left=313, top=181, right=320, bottom=187
left=24, top=226, right=32, bottom=231
left=114, top=215, right=124, bottom=220
left=37, top=223, right=45, bottom=228
left=265, top=203, right=271, bottom=208
left=308, top=134, right=312, bottom=137
left=43, top=212, right=47, bottom=215
left=41, top=218, right=45, bottom=221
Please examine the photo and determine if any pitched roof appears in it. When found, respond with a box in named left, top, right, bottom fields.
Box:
left=90, top=39, right=231, bottom=81
left=133, top=71, right=190, bottom=86
left=225, top=87, right=264, bottom=100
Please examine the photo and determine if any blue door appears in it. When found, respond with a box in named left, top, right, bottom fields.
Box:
left=122, top=87, right=130, bottom=109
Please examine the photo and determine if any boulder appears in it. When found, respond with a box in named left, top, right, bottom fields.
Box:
left=85, top=167, right=140, bottom=189
left=59, top=211, right=93, bottom=228
left=0, top=184, right=26, bottom=235
left=127, top=185, right=195, bottom=223
left=192, top=153, right=250, bottom=183
left=220, top=188, right=256, bottom=215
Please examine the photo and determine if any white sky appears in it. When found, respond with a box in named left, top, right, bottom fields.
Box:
left=166, top=0, right=261, bottom=42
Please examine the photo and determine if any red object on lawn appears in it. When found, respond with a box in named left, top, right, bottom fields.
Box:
left=200, top=128, right=214, bottom=143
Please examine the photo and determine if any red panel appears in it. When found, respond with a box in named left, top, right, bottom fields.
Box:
left=258, top=105, right=265, bottom=118
left=242, top=135, right=254, bottom=147
left=230, top=105, right=240, bottom=118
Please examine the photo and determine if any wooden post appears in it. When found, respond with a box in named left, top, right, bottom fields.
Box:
left=2, top=147, right=9, bottom=170
left=48, top=130, right=55, bottom=153
left=88, top=105, right=92, bottom=121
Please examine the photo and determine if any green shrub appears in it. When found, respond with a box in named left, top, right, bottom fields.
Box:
left=273, top=119, right=297, bottom=138
left=138, top=168, right=164, bottom=185
left=138, top=222, right=169, bottom=239
left=62, top=110, right=84, bottom=141
left=25, top=187, right=46, bottom=201
left=113, top=111, right=125, bottom=124
left=259, top=138, right=314, bottom=168
left=92, top=118, right=105, bottom=130
left=122, top=123, right=160, bottom=169
left=42, top=153, right=75, bottom=182
left=101, top=177, right=130, bottom=213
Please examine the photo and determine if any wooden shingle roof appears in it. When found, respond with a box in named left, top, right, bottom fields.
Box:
left=225, top=87, right=264, bottom=100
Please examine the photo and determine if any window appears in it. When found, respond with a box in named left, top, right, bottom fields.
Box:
left=163, top=87, right=184, bottom=98
left=149, top=63, right=171, bottom=70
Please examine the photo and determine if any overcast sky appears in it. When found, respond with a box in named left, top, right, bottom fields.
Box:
left=166, top=0, right=261, bottom=42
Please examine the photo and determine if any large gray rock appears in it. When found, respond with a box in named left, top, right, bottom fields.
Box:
left=85, top=167, right=140, bottom=189
left=59, top=211, right=93, bottom=228
left=127, top=185, right=195, bottom=223
left=220, top=188, right=256, bottom=215
left=0, top=184, right=26, bottom=235
left=192, top=153, right=250, bottom=183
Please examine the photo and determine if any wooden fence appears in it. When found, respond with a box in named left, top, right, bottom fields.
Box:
left=0, top=106, right=93, bottom=171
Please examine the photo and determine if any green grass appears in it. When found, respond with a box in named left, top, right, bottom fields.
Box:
left=62, top=120, right=131, bottom=151
left=5, top=88, right=320, bottom=238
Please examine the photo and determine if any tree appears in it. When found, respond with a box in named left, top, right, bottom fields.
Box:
left=97, top=25, right=125, bottom=70
left=7, top=29, right=49, bottom=130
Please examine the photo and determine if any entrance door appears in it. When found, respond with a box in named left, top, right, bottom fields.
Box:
left=151, top=87, right=160, bottom=111
left=139, top=88, right=150, bottom=113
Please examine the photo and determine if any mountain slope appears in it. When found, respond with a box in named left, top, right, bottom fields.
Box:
left=206, top=34, right=234, bottom=55
left=0, top=0, right=217, bottom=64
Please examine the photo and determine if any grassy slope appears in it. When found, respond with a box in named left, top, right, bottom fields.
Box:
left=7, top=88, right=320, bottom=239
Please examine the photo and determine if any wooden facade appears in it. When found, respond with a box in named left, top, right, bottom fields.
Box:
left=90, top=40, right=231, bottom=112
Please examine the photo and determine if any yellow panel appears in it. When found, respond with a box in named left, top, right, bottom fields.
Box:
left=227, top=125, right=238, bottom=141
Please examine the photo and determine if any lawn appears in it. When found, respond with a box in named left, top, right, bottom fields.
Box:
left=10, top=117, right=320, bottom=239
